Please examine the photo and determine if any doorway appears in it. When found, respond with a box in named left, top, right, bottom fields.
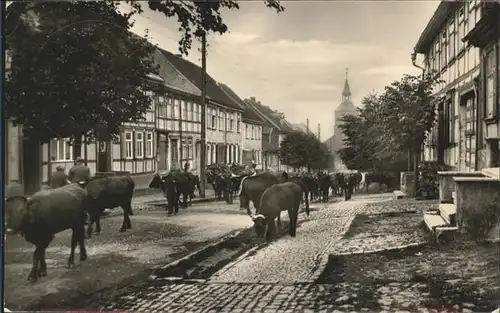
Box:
left=158, top=134, right=167, bottom=171
left=98, top=141, right=111, bottom=172
left=22, top=137, right=41, bottom=195
left=171, top=139, right=179, bottom=169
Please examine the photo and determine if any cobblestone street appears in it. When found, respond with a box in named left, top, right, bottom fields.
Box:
left=210, top=194, right=392, bottom=283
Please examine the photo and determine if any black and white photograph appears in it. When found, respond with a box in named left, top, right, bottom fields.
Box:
left=3, top=0, right=500, bottom=312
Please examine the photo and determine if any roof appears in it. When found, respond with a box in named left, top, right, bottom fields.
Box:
left=158, top=48, right=242, bottom=111
left=245, top=98, right=295, bottom=134
left=219, top=84, right=265, bottom=125
left=152, top=49, right=201, bottom=96
left=342, top=76, right=351, bottom=96
left=291, top=123, right=309, bottom=134
left=414, top=1, right=461, bottom=54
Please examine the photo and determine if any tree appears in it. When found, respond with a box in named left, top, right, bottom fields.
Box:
left=279, top=131, right=330, bottom=171
left=120, top=0, right=285, bottom=56
left=5, top=1, right=160, bottom=155
left=338, top=93, right=409, bottom=173
left=379, top=72, right=442, bottom=196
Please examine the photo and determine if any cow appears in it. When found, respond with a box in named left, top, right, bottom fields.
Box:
left=4, top=184, right=88, bottom=283
left=83, top=175, right=135, bottom=237
left=289, top=173, right=315, bottom=213
left=251, top=182, right=302, bottom=241
left=318, top=172, right=334, bottom=202
left=365, top=171, right=394, bottom=192
left=149, top=171, right=192, bottom=215
left=337, top=172, right=358, bottom=201
left=239, top=171, right=289, bottom=217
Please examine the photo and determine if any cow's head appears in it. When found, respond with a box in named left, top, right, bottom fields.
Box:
left=4, top=196, right=30, bottom=234
left=251, top=214, right=266, bottom=237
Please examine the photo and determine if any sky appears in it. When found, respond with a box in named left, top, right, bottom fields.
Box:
left=126, top=1, right=440, bottom=138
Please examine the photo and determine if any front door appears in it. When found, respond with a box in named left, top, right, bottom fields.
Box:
left=98, top=141, right=111, bottom=172
left=171, top=139, right=179, bottom=169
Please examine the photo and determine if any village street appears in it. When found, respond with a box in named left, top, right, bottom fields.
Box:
left=10, top=193, right=496, bottom=313
left=4, top=192, right=252, bottom=311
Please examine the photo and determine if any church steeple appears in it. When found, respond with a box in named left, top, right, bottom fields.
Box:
left=341, top=68, right=351, bottom=103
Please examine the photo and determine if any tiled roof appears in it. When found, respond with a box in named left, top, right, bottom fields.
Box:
left=152, top=49, right=201, bottom=96
left=246, top=98, right=294, bottom=134
left=219, top=84, right=265, bottom=125
left=158, top=48, right=242, bottom=111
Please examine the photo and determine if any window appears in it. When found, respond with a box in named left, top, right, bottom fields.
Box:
left=448, top=20, right=456, bottom=60
left=230, top=113, right=235, bottom=131
left=446, top=99, right=455, bottom=144
left=197, top=104, right=202, bottom=122
left=166, top=96, right=173, bottom=118
left=124, top=132, right=133, bottom=159
left=51, top=138, right=73, bottom=161
left=188, top=139, right=193, bottom=159
left=174, top=98, right=180, bottom=119
left=441, top=31, right=448, bottom=67
left=485, top=49, right=497, bottom=117
left=181, top=139, right=187, bottom=160
left=435, top=41, right=441, bottom=71
left=181, top=99, right=187, bottom=120
left=251, top=125, right=255, bottom=139
left=188, top=101, right=193, bottom=121
left=237, top=114, right=241, bottom=133
left=135, top=132, right=144, bottom=158
left=211, top=108, right=217, bottom=129
left=158, top=95, right=166, bottom=117
left=145, top=132, right=153, bottom=158
left=194, top=103, right=199, bottom=122
left=219, top=110, right=224, bottom=131
left=465, top=97, right=475, bottom=134
left=245, top=124, right=249, bottom=139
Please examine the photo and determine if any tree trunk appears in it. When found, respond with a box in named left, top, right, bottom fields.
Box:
left=407, top=149, right=412, bottom=171
left=413, top=145, right=421, bottom=198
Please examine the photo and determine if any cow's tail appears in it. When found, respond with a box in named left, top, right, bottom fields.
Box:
left=238, top=176, right=249, bottom=196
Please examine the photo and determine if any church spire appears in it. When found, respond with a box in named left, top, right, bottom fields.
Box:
left=342, top=68, right=351, bottom=101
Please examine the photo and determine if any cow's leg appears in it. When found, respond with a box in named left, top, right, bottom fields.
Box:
left=265, top=219, right=276, bottom=242
left=123, top=201, right=133, bottom=229
left=86, top=213, right=96, bottom=238
left=120, top=205, right=131, bottom=232
left=68, top=229, right=78, bottom=268
left=304, top=192, right=310, bottom=216
left=36, top=236, right=52, bottom=278
left=277, top=214, right=282, bottom=228
left=28, top=246, right=41, bottom=283
left=77, top=224, right=88, bottom=261
left=95, top=215, right=101, bottom=234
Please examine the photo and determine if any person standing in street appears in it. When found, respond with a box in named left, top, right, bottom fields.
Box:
left=49, top=165, right=70, bottom=188
left=183, top=161, right=191, bottom=173
left=68, top=157, right=91, bottom=183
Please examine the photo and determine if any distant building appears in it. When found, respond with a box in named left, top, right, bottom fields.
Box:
left=324, top=71, right=358, bottom=169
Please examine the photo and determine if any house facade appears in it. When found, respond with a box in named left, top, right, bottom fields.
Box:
left=159, top=49, right=244, bottom=167
left=414, top=0, right=484, bottom=171
left=463, top=1, right=500, bottom=170
left=244, top=97, right=294, bottom=172
left=219, top=84, right=264, bottom=168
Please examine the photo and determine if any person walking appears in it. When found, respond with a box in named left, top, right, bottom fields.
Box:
left=49, top=165, right=70, bottom=188
left=68, top=157, right=91, bottom=183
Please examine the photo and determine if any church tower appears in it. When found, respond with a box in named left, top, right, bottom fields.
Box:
left=333, top=69, right=358, bottom=152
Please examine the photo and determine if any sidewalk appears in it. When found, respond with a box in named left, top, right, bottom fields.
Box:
left=4, top=200, right=252, bottom=310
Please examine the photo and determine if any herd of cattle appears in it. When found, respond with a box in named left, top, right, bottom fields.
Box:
left=4, top=167, right=395, bottom=283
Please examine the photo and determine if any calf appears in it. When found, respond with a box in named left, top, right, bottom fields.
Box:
left=251, top=182, right=302, bottom=241
left=84, top=175, right=135, bottom=237
left=5, top=184, right=88, bottom=283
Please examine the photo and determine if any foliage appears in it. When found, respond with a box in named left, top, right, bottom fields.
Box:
left=120, top=0, right=285, bottom=56
left=279, top=131, right=331, bottom=170
left=338, top=93, right=409, bottom=172
left=417, top=161, right=450, bottom=199
left=5, top=1, right=159, bottom=144
left=379, top=72, right=442, bottom=153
